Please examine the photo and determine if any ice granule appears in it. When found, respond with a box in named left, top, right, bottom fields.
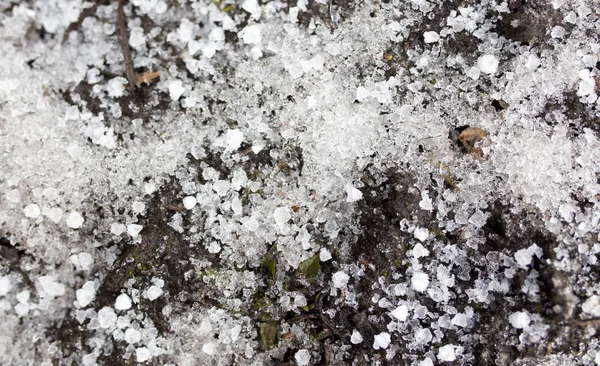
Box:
left=525, top=54, right=541, bottom=70
left=274, top=207, right=291, bottom=228
left=200, top=319, right=212, bottom=334
left=132, top=201, right=146, bottom=214
left=6, top=189, right=20, bottom=203
left=136, top=347, right=152, bottom=362
left=230, top=324, right=242, bottom=341
left=125, top=328, right=142, bottom=344
left=115, top=294, right=132, bottom=311
left=208, top=241, right=221, bottom=254
left=413, top=227, right=429, bottom=242
left=320, top=247, right=332, bottom=261
left=420, top=358, right=434, bottom=366
left=356, top=86, right=370, bottom=101
left=225, top=129, right=244, bottom=151
left=242, top=0, right=261, bottom=19
left=202, top=342, right=216, bottom=355
left=373, top=332, right=391, bottom=350
left=242, top=24, right=261, bottom=44
left=213, top=180, right=230, bottom=197
left=44, top=207, right=63, bottom=223
left=168, top=80, right=185, bottom=101
left=412, top=243, right=430, bottom=259
left=423, top=31, right=440, bottom=43
left=81, top=353, right=97, bottom=366
left=582, top=296, right=600, bottom=317
left=66, top=211, right=85, bottom=229
left=39, top=276, right=66, bottom=298
left=451, top=313, right=468, bottom=327
left=0, top=276, right=12, bottom=297
left=411, top=272, right=430, bottom=292
left=111, top=223, right=127, bottom=236
left=332, top=271, right=350, bottom=288
left=98, top=307, right=117, bottom=329
left=15, top=303, right=29, bottom=317
left=129, top=26, right=145, bottom=48
left=415, top=328, right=433, bottom=344
left=346, top=185, right=363, bottom=202
left=127, top=224, right=143, bottom=238
left=419, top=190, right=433, bottom=211
left=390, top=304, right=409, bottom=321
left=183, top=196, right=197, bottom=210
left=508, top=311, right=531, bottom=329
left=178, top=18, right=194, bottom=43
left=76, top=281, right=96, bottom=308
left=477, top=54, right=499, bottom=74
left=438, top=344, right=456, bottom=362
left=350, top=329, right=363, bottom=344
left=146, top=285, right=163, bottom=301
left=514, top=244, right=543, bottom=268
left=24, top=204, right=41, bottom=218
left=550, top=26, right=565, bottom=38
left=107, top=77, right=127, bottom=98
left=294, top=349, right=311, bottom=366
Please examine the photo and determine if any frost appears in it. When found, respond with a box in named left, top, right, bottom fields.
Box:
left=76, top=281, right=96, bottom=308
left=438, top=344, right=456, bottom=362
left=294, top=349, right=311, bottom=366
left=332, top=271, right=350, bottom=288
left=373, top=332, right=391, bottom=350
left=411, top=272, right=430, bottom=292
left=350, top=329, right=363, bottom=344
left=115, top=294, right=133, bottom=311
left=66, top=211, right=84, bottom=229
left=98, top=307, right=117, bottom=329
left=477, top=54, right=499, bottom=74
left=508, top=311, right=531, bottom=329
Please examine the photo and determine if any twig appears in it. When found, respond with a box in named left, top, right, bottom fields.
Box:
left=116, top=0, right=136, bottom=92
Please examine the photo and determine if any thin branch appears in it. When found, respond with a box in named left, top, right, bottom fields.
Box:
left=116, top=0, right=136, bottom=92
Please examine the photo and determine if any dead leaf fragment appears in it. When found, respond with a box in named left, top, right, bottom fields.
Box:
left=135, top=71, right=160, bottom=85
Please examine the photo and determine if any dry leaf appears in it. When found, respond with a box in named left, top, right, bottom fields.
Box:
left=135, top=71, right=160, bottom=85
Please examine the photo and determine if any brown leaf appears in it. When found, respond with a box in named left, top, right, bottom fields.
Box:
left=135, top=71, right=160, bottom=85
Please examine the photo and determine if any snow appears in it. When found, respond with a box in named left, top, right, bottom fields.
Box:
left=225, top=129, right=244, bottom=151
left=582, top=296, right=600, bottom=317
left=413, top=227, right=429, bottom=242
left=350, top=329, right=363, bottom=344
left=332, top=271, right=350, bottom=288
left=115, top=294, right=133, bottom=311
left=125, top=328, right=142, bottom=344
left=508, top=311, right=531, bottom=329
left=423, top=31, right=440, bottom=43
left=146, top=286, right=163, bottom=301
left=183, top=196, right=197, bottom=210
left=136, top=347, right=152, bottom=362
left=438, top=344, right=456, bottom=362
left=0, top=276, right=12, bottom=297
left=411, top=272, right=430, bottom=292
left=38, top=276, right=65, bottom=298
left=320, top=248, right=332, bottom=262
left=127, top=224, right=143, bottom=238
left=242, top=25, right=261, bottom=44
left=415, top=328, right=433, bottom=344
left=76, top=281, right=96, bottom=308
left=111, top=223, right=127, bottom=236
left=294, top=349, right=311, bottom=366
left=66, top=211, right=84, bottom=229
left=373, top=332, right=391, bottom=350
left=168, top=80, right=185, bottom=101
left=98, top=307, right=117, bottom=329
left=412, top=243, right=430, bottom=259
left=477, top=54, right=499, bottom=74
left=451, top=313, right=468, bottom=327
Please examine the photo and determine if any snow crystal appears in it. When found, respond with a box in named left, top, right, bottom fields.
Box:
left=477, top=54, right=499, bottom=75
left=213, top=180, right=230, bottom=197
left=242, top=25, right=261, bottom=44
left=136, top=347, right=152, bottom=362
left=423, top=31, right=440, bottom=43
left=24, top=204, right=40, bottom=218
left=98, top=307, right=117, bottom=329
left=168, top=80, right=185, bottom=101
left=413, top=227, right=429, bottom=242
left=115, top=294, right=132, bottom=311
left=320, top=247, right=332, bottom=261
left=125, top=328, right=142, bottom=344
left=225, top=129, right=244, bottom=151
left=183, top=196, right=197, bottom=210
left=451, top=313, right=468, bottom=327
left=332, top=271, right=350, bottom=288
left=438, top=344, right=456, bottom=362
left=0, top=276, right=12, bottom=297
left=412, top=243, right=430, bottom=259
left=76, top=281, right=96, bottom=308
left=373, top=332, right=391, bottom=350
left=66, top=211, right=84, bottom=229
left=415, top=328, right=433, bottom=344
left=294, top=349, right=311, bottom=366
left=146, top=286, right=163, bottom=301
left=111, top=223, right=127, bottom=236
left=582, top=296, right=600, bottom=317
left=508, top=311, right=531, bottom=329
left=127, top=224, right=143, bottom=238
left=350, top=329, right=363, bottom=344
left=390, top=304, right=409, bottom=321
left=346, top=185, right=363, bottom=202
left=411, top=272, right=430, bottom=292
